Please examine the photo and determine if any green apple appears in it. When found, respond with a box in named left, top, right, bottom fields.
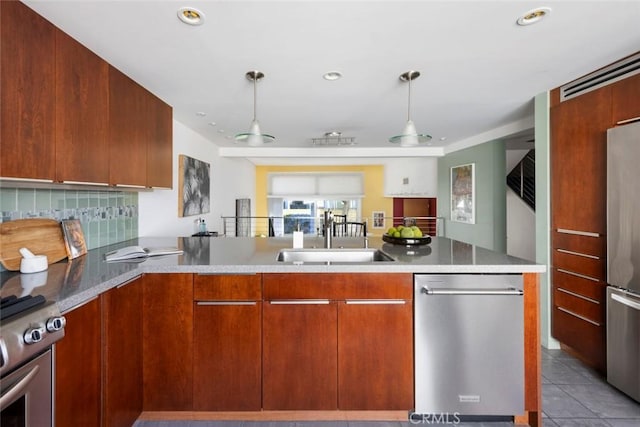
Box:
left=393, top=231, right=401, bottom=238
left=400, top=227, right=414, bottom=238
left=387, top=227, right=397, bottom=236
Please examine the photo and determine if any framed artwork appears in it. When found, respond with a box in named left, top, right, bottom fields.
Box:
left=450, top=163, right=475, bottom=224
left=372, top=211, right=385, bottom=229
left=178, top=154, right=211, bottom=217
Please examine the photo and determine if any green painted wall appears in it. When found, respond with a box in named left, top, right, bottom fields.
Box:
left=535, top=91, right=559, bottom=349
left=437, top=140, right=507, bottom=252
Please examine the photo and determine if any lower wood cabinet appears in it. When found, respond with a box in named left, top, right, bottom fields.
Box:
left=338, top=300, right=414, bottom=409
left=263, top=300, right=339, bottom=410
left=262, top=273, right=414, bottom=411
left=55, top=297, right=102, bottom=427
left=142, top=273, right=194, bottom=410
left=193, top=274, right=262, bottom=410
left=102, top=276, right=143, bottom=427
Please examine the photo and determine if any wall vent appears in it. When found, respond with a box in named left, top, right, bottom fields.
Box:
left=560, top=52, right=640, bottom=101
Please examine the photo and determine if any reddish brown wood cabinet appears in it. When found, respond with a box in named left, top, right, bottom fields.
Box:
left=0, top=1, right=56, bottom=180
left=109, top=67, right=149, bottom=187
left=192, top=274, right=262, bottom=410
left=263, top=299, right=339, bottom=410
left=102, top=276, right=143, bottom=427
left=338, top=300, right=413, bottom=409
left=142, top=273, right=193, bottom=410
left=55, top=30, right=110, bottom=184
left=262, top=273, right=414, bottom=411
left=550, top=65, right=640, bottom=372
left=1, top=1, right=172, bottom=187
left=55, top=298, right=102, bottom=427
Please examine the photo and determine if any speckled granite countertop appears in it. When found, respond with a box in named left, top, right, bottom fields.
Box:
left=0, top=236, right=544, bottom=313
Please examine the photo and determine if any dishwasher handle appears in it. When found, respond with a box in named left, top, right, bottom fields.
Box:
left=421, top=286, right=523, bottom=296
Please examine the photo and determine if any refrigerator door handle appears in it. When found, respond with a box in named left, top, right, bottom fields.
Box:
left=611, top=292, right=640, bottom=311
left=421, top=286, right=523, bottom=296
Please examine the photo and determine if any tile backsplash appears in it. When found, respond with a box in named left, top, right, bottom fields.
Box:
left=0, top=187, right=138, bottom=250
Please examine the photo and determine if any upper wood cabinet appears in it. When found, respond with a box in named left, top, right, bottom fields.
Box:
left=147, top=94, right=173, bottom=188
left=1, top=1, right=172, bottom=187
left=0, top=1, right=56, bottom=180
left=56, top=30, right=110, bottom=184
left=611, top=72, right=640, bottom=124
left=109, top=67, right=149, bottom=187
left=551, top=85, right=612, bottom=235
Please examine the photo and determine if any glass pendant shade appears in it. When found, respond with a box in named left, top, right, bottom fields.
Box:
left=235, top=70, right=274, bottom=145
left=389, top=70, right=432, bottom=147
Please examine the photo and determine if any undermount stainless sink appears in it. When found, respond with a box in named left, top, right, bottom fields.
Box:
left=277, top=248, right=395, bottom=263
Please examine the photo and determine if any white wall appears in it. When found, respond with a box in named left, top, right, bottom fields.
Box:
left=384, top=157, right=438, bottom=196
left=506, top=188, right=536, bottom=261
left=139, top=120, right=255, bottom=237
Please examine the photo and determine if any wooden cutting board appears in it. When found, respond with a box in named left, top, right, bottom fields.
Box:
left=0, top=218, right=69, bottom=271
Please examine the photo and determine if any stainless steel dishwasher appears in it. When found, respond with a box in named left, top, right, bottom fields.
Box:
left=414, top=274, right=524, bottom=416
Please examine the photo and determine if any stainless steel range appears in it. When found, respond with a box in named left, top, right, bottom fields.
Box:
left=1, top=295, right=66, bottom=426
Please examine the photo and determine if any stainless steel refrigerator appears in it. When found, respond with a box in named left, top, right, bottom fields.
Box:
left=606, top=120, right=640, bottom=403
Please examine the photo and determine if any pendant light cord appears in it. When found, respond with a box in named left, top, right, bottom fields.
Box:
left=253, top=76, right=257, bottom=121
left=407, top=75, right=412, bottom=121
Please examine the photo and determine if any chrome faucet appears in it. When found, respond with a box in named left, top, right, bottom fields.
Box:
left=324, top=210, right=333, bottom=249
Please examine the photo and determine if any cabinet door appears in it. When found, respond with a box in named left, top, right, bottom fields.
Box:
left=55, top=29, right=109, bottom=184
left=612, top=72, right=640, bottom=124
left=103, top=277, right=143, bottom=427
left=338, top=300, right=414, bottom=410
left=55, top=298, right=101, bottom=427
left=109, top=66, right=148, bottom=187
left=263, top=301, right=338, bottom=410
left=193, top=301, right=262, bottom=410
left=146, top=95, right=173, bottom=188
left=551, top=86, right=612, bottom=235
left=142, top=273, right=193, bottom=410
left=1, top=1, right=56, bottom=180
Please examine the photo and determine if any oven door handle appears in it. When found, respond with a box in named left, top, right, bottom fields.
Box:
left=0, top=365, right=39, bottom=411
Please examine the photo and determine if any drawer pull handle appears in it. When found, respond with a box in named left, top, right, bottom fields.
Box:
left=345, top=300, right=406, bottom=305
left=556, top=268, right=600, bottom=283
left=557, top=288, right=600, bottom=304
left=196, top=301, right=257, bottom=306
left=556, top=228, right=600, bottom=238
left=557, top=306, right=601, bottom=326
left=269, top=300, right=330, bottom=305
left=556, top=249, right=600, bottom=260
left=611, top=293, right=640, bottom=311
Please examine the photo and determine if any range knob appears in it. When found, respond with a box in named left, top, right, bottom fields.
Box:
left=24, top=326, right=46, bottom=344
left=46, top=316, right=66, bottom=332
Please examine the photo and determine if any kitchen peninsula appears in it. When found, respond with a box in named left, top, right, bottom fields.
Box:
left=0, top=236, right=545, bottom=427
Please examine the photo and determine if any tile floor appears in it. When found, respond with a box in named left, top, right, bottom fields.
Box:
left=134, top=347, right=640, bottom=427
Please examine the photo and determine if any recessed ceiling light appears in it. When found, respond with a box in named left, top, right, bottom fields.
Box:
left=208, top=122, right=216, bottom=126
left=517, top=7, right=551, bottom=26
left=217, top=129, right=225, bottom=133
left=195, top=111, right=206, bottom=117
left=440, top=137, right=447, bottom=141
left=177, top=7, right=205, bottom=26
left=323, top=71, right=342, bottom=81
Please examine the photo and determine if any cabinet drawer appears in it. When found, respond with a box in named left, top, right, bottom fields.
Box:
left=553, top=286, right=604, bottom=324
left=194, top=274, right=261, bottom=300
left=552, top=306, right=605, bottom=371
left=552, top=269, right=606, bottom=302
left=553, top=231, right=605, bottom=257
left=553, top=249, right=605, bottom=281
left=263, top=273, right=412, bottom=300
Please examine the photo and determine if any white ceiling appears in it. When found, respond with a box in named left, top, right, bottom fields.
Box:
left=23, top=0, right=640, bottom=164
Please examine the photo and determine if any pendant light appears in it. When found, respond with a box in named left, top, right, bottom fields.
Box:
left=389, top=70, right=431, bottom=147
left=235, top=70, right=275, bottom=146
